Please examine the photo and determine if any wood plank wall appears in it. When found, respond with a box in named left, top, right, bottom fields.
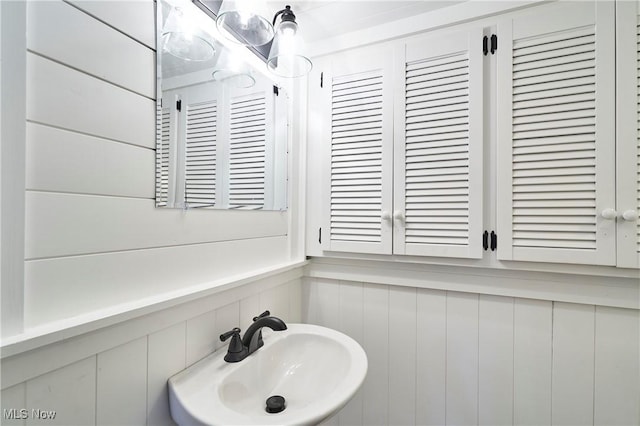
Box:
left=303, top=278, right=640, bottom=426
left=20, top=0, right=290, bottom=328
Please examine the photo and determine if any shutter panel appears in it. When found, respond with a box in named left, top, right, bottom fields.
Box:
left=228, top=92, right=266, bottom=209
left=322, top=46, right=393, bottom=254
left=497, top=2, right=616, bottom=265
left=185, top=100, right=217, bottom=208
left=615, top=3, right=640, bottom=268
left=394, top=29, right=483, bottom=258
left=155, top=104, right=170, bottom=207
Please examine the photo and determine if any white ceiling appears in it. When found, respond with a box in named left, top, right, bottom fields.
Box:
left=268, top=1, right=465, bottom=43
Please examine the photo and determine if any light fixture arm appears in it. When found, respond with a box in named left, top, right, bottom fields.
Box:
left=272, top=5, right=296, bottom=26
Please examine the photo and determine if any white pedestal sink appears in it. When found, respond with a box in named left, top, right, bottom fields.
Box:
left=168, top=323, right=368, bottom=425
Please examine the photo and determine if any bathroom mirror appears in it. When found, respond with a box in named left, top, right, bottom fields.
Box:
left=156, top=0, right=288, bottom=210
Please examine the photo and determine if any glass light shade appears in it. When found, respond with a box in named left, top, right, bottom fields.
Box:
left=267, top=20, right=312, bottom=78
left=212, top=69, right=256, bottom=88
left=162, top=7, right=215, bottom=61
left=216, top=0, right=274, bottom=46
left=211, top=48, right=256, bottom=88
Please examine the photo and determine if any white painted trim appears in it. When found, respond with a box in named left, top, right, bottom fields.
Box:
left=1, top=260, right=307, bottom=359
left=305, top=258, right=639, bottom=310
left=616, top=1, right=640, bottom=268
left=0, top=0, right=26, bottom=338
left=289, top=76, right=308, bottom=262
left=308, top=1, right=545, bottom=59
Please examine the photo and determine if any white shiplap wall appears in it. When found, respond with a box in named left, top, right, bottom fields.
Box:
left=303, top=277, right=640, bottom=426
left=1, top=275, right=302, bottom=426
left=16, top=0, right=291, bottom=328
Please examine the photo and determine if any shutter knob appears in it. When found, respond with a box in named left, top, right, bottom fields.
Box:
left=622, top=210, right=639, bottom=222
left=393, top=210, right=405, bottom=223
left=601, top=208, right=617, bottom=220
left=381, top=211, right=392, bottom=221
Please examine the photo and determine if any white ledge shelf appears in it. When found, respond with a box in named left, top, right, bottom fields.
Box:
left=1, top=260, right=308, bottom=359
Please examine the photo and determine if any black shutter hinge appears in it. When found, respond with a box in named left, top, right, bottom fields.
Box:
left=319, top=227, right=322, bottom=244
left=483, top=230, right=497, bottom=251
left=484, top=34, right=497, bottom=55
left=320, top=72, right=324, bottom=88
left=273, top=85, right=279, bottom=96
left=176, top=99, right=182, bottom=112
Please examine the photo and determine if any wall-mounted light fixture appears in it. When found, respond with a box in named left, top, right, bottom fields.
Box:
left=203, top=1, right=312, bottom=78
left=267, top=5, right=312, bottom=78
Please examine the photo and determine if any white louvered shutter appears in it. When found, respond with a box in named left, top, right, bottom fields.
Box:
left=393, top=29, right=484, bottom=258
left=496, top=2, right=616, bottom=265
left=185, top=100, right=217, bottom=208
left=616, top=2, right=640, bottom=268
left=228, top=90, right=272, bottom=210
left=322, top=45, right=394, bottom=254
left=155, top=103, right=171, bottom=207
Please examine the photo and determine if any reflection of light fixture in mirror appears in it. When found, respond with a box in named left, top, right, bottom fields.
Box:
left=216, top=0, right=275, bottom=47
left=267, top=5, right=312, bottom=78
left=212, top=49, right=256, bottom=88
left=212, top=69, right=256, bottom=88
left=162, top=6, right=215, bottom=61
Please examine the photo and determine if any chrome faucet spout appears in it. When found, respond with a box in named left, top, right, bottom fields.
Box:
left=241, top=316, right=287, bottom=354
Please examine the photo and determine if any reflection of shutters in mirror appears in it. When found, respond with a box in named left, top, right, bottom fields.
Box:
left=497, top=2, right=615, bottom=265
left=156, top=104, right=170, bottom=207
left=228, top=93, right=266, bottom=209
left=185, top=100, right=217, bottom=207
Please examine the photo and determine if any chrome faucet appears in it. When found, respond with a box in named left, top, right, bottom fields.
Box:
left=219, top=311, right=287, bottom=363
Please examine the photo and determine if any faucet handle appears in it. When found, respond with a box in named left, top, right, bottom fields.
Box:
left=253, top=310, right=270, bottom=321
left=220, top=328, right=248, bottom=363
left=220, top=327, right=242, bottom=342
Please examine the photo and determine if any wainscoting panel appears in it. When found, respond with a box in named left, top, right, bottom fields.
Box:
left=513, top=298, right=552, bottom=425
left=304, top=277, right=640, bottom=426
left=361, top=283, right=389, bottom=426
left=478, top=295, right=514, bottom=426
left=593, top=305, right=640, bottom=425
left=416, top=289, right=447, bottom=425
left=27, top=356, right=96, bottom=426
left=147, top=323, right=186, bottom=426
left=96, top=337, right=148, bottom=425
left=389, top=286, right=417, bottom=426
left=446, top=292, right=479, bottom=426
left=551, top=303, right=595, bottom=426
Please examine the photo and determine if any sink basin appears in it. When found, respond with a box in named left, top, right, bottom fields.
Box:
left=168, top=323, right=368, bottom=425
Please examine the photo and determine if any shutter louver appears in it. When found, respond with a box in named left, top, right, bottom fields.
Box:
left=229, top=93, right=266, bottom=209
left=511, top=28, right=597, bottom=250
left=404, top=54, right=471, bottom=246
left=156, top=105, right=170, bottom=207
left=331, top=71, right=384, bottom=244
left=185, top=100, right=217, bottom=208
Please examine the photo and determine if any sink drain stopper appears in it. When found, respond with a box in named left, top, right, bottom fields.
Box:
left=265, top=395, right=286, bottom=413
